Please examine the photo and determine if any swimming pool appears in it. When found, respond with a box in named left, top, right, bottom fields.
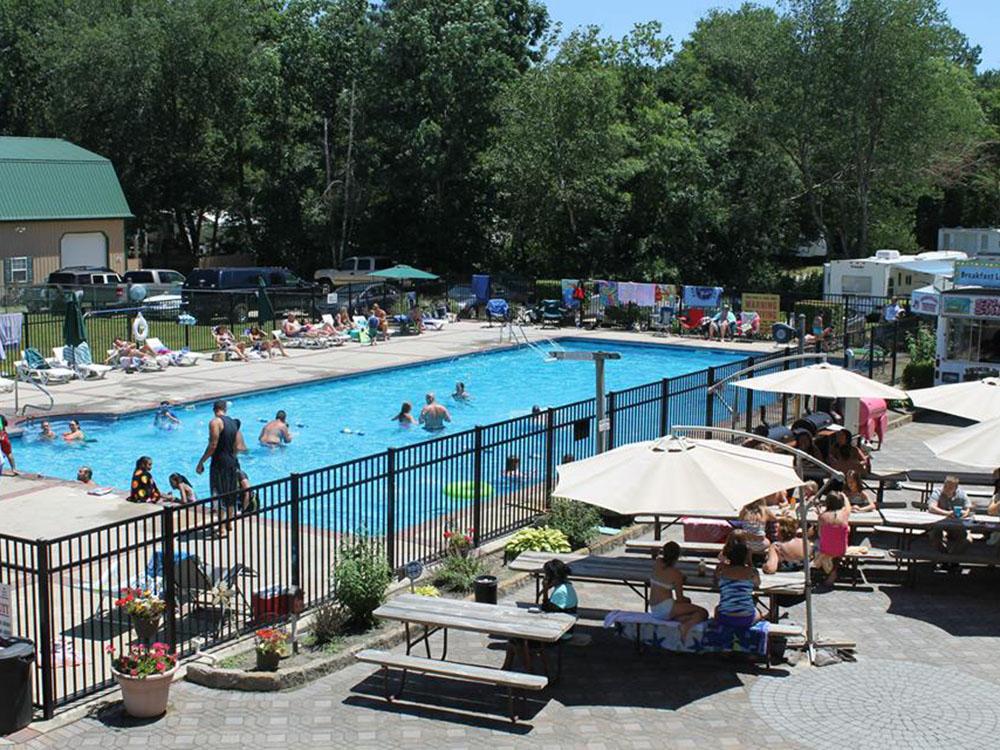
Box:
left=15, top=339, right=744, bottom=496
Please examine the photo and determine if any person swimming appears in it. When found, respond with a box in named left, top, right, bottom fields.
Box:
left=39, top=420, right=56, bottom=440
left=63, top=420, right=85, bottom=442
left=392, top=401, right=416, bottom=426
left=169, top=473, right=197, bottom=503
left=154, top=401, right=181, bottom=429
left=419, top=393, right=451, bottom=431
left=259, top=410, right=293, bottom=446
left=452, top=382, right=470, bottom=401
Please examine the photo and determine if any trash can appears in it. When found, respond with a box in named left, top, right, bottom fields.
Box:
left=473, top=575, right=498, bottom=605
left=0, top=638, right=35, bottom=735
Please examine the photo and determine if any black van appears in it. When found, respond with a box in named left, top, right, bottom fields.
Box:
left=182, top=267, right=320, bottom=323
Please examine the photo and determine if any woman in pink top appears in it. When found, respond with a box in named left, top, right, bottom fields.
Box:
left=812, top=492, right=851, bottom=586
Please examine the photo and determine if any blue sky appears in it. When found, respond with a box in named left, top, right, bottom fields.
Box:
left=543, top=0, right=1000, bottom=71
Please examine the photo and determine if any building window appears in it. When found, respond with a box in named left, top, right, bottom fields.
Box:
left=905, top=275, right=912, bottom=285
left=983, top=235, right=989, bottom=251
left=9, top=257, right=29, bottom=284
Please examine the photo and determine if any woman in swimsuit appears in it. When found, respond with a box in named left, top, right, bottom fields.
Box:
left=392, top=402, right=416, bottom=426
left=650, top=541, right=709, bottom=641
left=714, top=538, right=760, bottom=630
left=63, top=420, right=85, bottom=442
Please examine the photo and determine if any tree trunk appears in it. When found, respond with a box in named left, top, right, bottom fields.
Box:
left=339, top=79, right=357, bottom=268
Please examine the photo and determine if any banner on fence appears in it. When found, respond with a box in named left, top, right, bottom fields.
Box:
left=741, top=293, right=781, bottom=328
left=0, top=582, right=11, bottom=638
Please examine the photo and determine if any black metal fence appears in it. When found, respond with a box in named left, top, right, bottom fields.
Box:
left=1, top=344, right=801, bottom=717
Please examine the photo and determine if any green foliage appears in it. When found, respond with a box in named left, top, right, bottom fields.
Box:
left=534, top=280, right=563, bottom=300
left=333, top=535, right=392, bottom=629
left=309, top=602, right=348, bottom=647
left=902, top=361, right=935, bottom=389
left=413, top=585, right=441, bottom=597
left=906, top=325, right=937, bottom=362
left=544, top=499, right=600, bottom=550
left=504, top=526, right=571, bottom=557
left=432, top=553, right=486, bottom=593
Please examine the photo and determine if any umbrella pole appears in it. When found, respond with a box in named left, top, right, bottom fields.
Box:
left=797, top=484, right=815, bottom=664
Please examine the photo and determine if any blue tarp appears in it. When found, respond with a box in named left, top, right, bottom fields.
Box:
left=471, top=275, right=491, bottom=304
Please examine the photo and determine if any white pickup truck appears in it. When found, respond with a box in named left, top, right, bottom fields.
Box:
left=313, top=256, right=394, bottom=292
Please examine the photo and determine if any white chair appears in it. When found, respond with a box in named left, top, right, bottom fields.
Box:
left=16, top=350, right=75, bottom=385
left=53, top=346, right=113, bottom=380
left=144, top=337, right=204, bottom=366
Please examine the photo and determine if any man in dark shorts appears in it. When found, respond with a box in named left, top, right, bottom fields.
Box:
left=196, top=400, right=247, bottom=537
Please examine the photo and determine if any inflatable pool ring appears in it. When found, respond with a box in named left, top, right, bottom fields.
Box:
left=444, top=481, right=494, bottom=500
left=132, top=313, right=149, bottom=342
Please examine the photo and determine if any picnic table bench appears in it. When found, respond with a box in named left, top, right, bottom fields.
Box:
left=888, top=547, right=1000, bottom=585
left=508, top=551, right=805, bottom=623
left=360, top=594, right=575, bottom=723
left=356, top=649, right=548, bottom=723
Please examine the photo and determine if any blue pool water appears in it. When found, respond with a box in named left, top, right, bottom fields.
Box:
left=15, top=340, right=743, bottom=497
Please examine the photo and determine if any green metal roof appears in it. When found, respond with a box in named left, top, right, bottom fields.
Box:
left=0, top=137, right=133, bottom=221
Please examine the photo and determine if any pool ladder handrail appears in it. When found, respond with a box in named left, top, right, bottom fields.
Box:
left=14, top=373, right=55, bottom=415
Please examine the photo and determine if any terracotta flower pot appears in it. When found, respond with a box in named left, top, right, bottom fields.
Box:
left=132, top=615, right=161, bottom=644
left=256, top=649, right=281, bottom=672
left=115, top=668, right=175, bottom=718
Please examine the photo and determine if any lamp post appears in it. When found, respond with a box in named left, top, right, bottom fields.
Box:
left=549, top=350, right=622, bottom=453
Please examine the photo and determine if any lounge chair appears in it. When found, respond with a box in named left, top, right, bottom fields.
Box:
left=16, top=348, right=75, bottom=385
left=174, top=555, right=254, bottom=634
left=677, top=308, right=706, bottom=336
left=144, top=337, right=205, bottom=366
left=486, top=298, right=511, bottom=327
left=538, top=299, right=564, bottom=329
left=53, top=345, right=113, bottom=380
left=736, top=312, right=761, bottom=339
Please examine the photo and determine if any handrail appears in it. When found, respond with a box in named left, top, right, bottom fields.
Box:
left=15, top=373, right=55, bottom=415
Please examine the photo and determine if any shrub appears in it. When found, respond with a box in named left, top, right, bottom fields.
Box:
left=309, top=603, right=347, bottom=646
left=433, top=553, right=486, bottom=593
left=545, top=499, right=600, bottom=550
left=534, top=279, right=562, bottom=301
left=333, top=535, right=392, bottom=629
left=505, top=526, right=571, bottom=557
left=902, top=361, right=934, bottom=389
left=905, top=325, right=936, bottom=362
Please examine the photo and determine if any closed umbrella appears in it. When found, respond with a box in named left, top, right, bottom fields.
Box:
left=731, top=362, right=907, bottom=400
left=908, top=377, right=1000, bottom=422
left=63, top=294, right=88, bottom=348
left=371, top=264, right=440, bottom=281
left=553, top=435, right=806, bottom=517
left=924, top=416, right=1000, bottom=468
left=256, top=276, right=274, bottom=326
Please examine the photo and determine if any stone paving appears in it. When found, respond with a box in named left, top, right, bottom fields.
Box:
left=12, top=517, right=1000, bottom=749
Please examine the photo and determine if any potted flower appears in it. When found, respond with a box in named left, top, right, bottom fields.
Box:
left=115, top=588, right=166, bottom=643
left=107, top=642, right=178, bottom=718
left=255, top=627, right=288, bottom=671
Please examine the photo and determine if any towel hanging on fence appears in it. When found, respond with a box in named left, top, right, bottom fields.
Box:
left=0, top=312, right=23, bottom=360
left=683, top=286, right=723, bottom=309
left=598, top=281, right=619, bottom=307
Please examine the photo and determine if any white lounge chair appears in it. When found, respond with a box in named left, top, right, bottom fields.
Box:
left=16, top=349, right=75, bottom=385
left=144, top=337, right=205, bottom=366
left=52, top=346, right=113, bottom=380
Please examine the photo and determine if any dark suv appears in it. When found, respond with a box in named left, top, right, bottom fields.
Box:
left=182, top=267, right=320, bottom=323
left=25, top=267, right=127, bottom=312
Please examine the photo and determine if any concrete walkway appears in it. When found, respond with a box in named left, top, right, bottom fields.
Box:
left=0, top=323, right=780, bottom=420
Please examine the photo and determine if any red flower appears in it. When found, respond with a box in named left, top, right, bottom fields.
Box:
left=104, top=644, right=115, bottom=654
left=443, top=530, right=452, bottom=539
left=155, top=661, right=166, bottom=672
left=130, top=668, right=138, bottom=676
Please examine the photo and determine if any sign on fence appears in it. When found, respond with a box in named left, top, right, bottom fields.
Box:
left=0, top=582, right=11, bottom=638
left=741, top=293, right=781, bottom=328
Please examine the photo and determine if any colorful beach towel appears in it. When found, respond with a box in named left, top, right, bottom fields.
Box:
left=598, top=281, right=619, bottom=308
left=604, top=610, right=770, bottom=656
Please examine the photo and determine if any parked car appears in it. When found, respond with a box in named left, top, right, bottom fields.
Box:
left=314, top=256, right=395, bottom=292
left=141, top=293, right=184, bottom=320
left=25, top=267, right=128, bottom=312
left=332, top=282, right=401, bottom=314
left=182, top=267, right=321, bottom=323
left=447, top=282, right=510, bottom=317
left=122, top=269, right=186, bottom=298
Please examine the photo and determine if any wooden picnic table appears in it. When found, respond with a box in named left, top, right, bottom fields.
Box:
left=372, top=593, right=576, bottom=676
left=877, top=508, right=1000, bottom=550
left=508, top=551, right=805, bottom=623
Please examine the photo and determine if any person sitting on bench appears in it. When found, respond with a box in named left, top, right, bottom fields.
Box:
left=714, top=538, right=760, bottom=630
left=650, top=542, right=709, bottom=641
left=928, top=476, right=971, bottom=555
left=763, top=517, right=806, bottom=574
left=541, top=559, right=577, bottom=615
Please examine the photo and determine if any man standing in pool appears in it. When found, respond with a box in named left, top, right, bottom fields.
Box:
left=259, top=410, right=293, bottom=446
left=196, top=400, right=247, bottom=537
left=419, top=393, right=451, bottom=431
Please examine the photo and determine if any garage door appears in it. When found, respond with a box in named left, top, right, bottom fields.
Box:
left=60, top=233, right=107, bottom=268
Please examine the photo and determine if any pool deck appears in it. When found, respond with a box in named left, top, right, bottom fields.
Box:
left=0, top=322, right=781, bottom=421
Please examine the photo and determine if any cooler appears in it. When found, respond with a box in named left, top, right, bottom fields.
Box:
left=682, top=517, right=732, bottom=543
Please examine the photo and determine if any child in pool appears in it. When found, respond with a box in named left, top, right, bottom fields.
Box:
left=154, top=401, right=181, bottom=429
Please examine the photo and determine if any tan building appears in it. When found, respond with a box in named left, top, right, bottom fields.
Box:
left=0, top=137, right=132, bottom=288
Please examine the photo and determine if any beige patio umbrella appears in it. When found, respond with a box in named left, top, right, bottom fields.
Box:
left=552, top=435, right=806, bottom=517
left=924, top=415, right=1000, bottom=468
left=908, top=377, right=1000, bottom=422
left=731, top=362, right=907, bottom=400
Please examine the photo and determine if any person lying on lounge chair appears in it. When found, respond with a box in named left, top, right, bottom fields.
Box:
left=249, top=326, right=288, bottom=358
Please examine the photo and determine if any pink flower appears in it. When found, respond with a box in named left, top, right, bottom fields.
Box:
left=130, top=668, right=138, bottom=676
left=104, top=644, right=115, bottom=654
left=155, top=661, right=166, bottom=672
